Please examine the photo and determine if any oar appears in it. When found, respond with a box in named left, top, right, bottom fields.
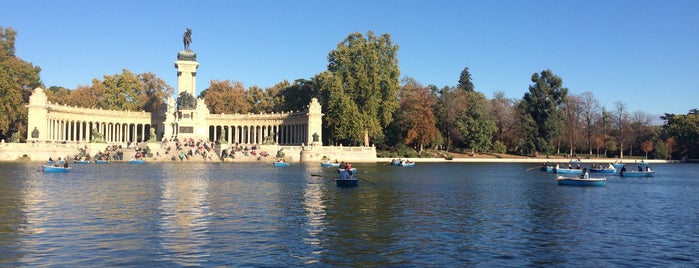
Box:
left=353, top=175, right=376, bottom=185
left=526, top=166, right=542, bottom=171
left=311, top=174, right=324, bottom=177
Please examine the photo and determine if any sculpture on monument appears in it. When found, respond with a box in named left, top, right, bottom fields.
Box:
left=90, top=128, right=105, bottom=143
left=148, top=128, right=157, bottom=143
left=183, top=28, right=192, bottom=51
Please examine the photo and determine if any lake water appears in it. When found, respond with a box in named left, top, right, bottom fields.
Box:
left=0, top=161, right=697, bottom=267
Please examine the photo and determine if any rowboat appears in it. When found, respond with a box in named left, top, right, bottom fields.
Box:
left=336, top=178, right=359, bottom=187
left=390, top=159, right=414, bottom=166
left=555, top=175, right=606, bottom=186
left=42, top=165, right=72, bottom=173
left=274, top=161, right=290, bottom=167
left=540, top=165, right=554, bottom=172
left=554, top=167, right=583, bottom=174
left=398, top=161, right=415, bottom=167
left=128, top=159, right=146, bottom=164
left=620, top=170, right=655, bottom=177
left=336, top=169, right=358, bottom=187
left=74, top=160, right=91, bottom=164
left=589, top=167, right=616, bottom=173
left=320, top=161, right=340, bottom=167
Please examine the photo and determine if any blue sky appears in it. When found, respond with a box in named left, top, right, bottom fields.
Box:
left=3, top=0, right=698, bottom=116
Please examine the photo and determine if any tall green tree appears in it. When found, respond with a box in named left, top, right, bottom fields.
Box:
left=319, top=31, right=400, bottom=145
left=457, top=91, right=496, bottom=154
left=518, top=69, right=568, bottom=155
left=661, top=110, right=699, bottom=159
left=277, top=79, right=315, bottom=113
left=0, top=27, right=42, bottom=141
left=457, top=67, right=474, bottom=92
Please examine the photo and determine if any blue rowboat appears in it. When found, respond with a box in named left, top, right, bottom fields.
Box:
left=590, top=167, right=616, bottom=173
left=337, top=169, right=359, bottom=187
left=336, top=178, right=359, bottom=187
left=540, top=165, right=554, bottom=172
left=128, top=159, right=146, bottom=164
left=554, top=168, right=583, bottom=174
left=274, top=161, right=290, bottom=167
left=556, top=175, right=606, bottom=186
left=320, top=161, right=340, bottom=167
left=399, top=161, right=415, bottom=167
left=42, top=165, right=72, bottom=173
left=95, top=160, right=109, bottom=164
left=620, top=170, right=654, bottom=177
left=74, top=160, right=91, bottom=164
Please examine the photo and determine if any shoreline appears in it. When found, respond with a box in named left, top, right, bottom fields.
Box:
left=375, top=157, right=679, bottom=164
left=4, top=157, right=680, bottom=164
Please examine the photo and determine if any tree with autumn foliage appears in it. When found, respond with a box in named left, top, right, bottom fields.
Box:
left=396, top=78, right=439, bottom=153
left=200, top=80, right=250, bottom=114
left=641, top=139, right=654, bottom=159
left=52, top=70, right=173, bottom=113
left=0, top=27, right=42, bottom=141
left=457, top=90, right=496, bottom=154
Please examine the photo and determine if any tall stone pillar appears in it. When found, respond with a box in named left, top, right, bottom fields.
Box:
left=175, top=51, right=199, bottom=98
left=26, top=87, right=48, bottom=142
left=306, top=98, right=324, bottom=146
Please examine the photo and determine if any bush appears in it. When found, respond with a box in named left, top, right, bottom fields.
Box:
left=492, top=141, right=507, bottom=154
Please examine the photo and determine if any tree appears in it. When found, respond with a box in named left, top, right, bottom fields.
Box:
left=139, top=72, right=174, bottom=113
left=458, top=91, right=496, bottom=154
left=65, top=84, right=100, bottom=108
left=435, top=86, right=468, bottom=150
left=490, top=91, right=517, bottom=151
left=627, top=111, right=655, bottom=157
left=0, top=27, right=42, bottom=141
left=201, top=80, right=249, bottom=114
left=277, top=79, right=315, bottom=113
left=397, top=78, right=439, bottom=153
left=613, top=101, right=631, bottom=158
left=518, top=69, right=568, bottom=155
left=319, top=31, right=400, bottom=145
left=45, top=86, right=71, bottom=104
left=641, top=139, right=654, bottom=159
left=579, top=91, right=600, bottom=155
left=457, top=67, right=474, bottom=92
left=653, top=138, right=669, bottom=160
left=661, top=110, right=699, bottom=159
left=561, top=94, right=583, bottom=156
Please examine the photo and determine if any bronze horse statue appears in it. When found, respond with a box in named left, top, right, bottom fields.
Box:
left=183, top=28, right=192, bottom=50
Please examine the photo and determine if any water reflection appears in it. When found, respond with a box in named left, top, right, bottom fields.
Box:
left=159, top=164, right=211, bottom=266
